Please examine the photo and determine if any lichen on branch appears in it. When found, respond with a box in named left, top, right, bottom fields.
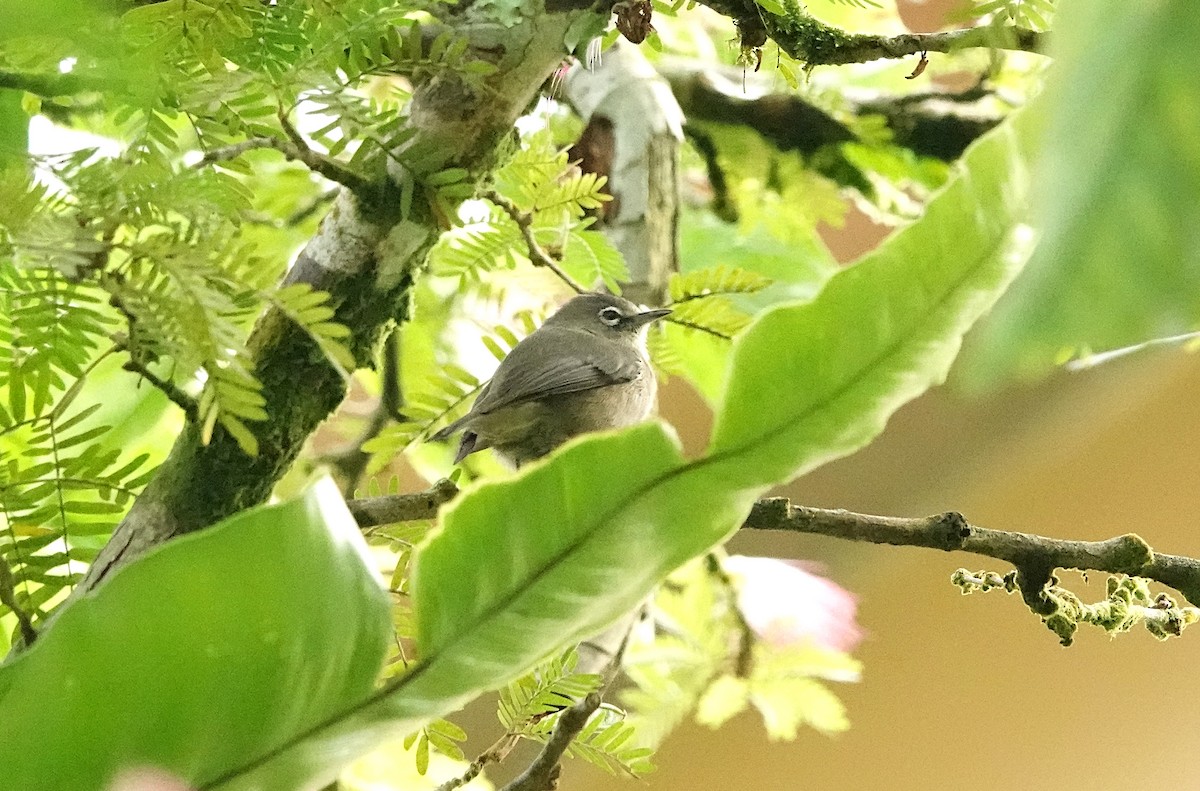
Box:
left=687, top=0, right=1043, bottom=67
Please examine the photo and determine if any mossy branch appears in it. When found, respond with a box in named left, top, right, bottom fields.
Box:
left=690, top=0, right=1042, bottom=66
left=744, top=499, right=1200, bottom=645
left=765, top=15, right=1044, bottom=66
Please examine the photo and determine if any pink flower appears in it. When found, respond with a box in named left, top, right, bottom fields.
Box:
left=724, top=556, right=863, bottom=653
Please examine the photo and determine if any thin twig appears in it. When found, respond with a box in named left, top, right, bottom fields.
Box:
left=484, top=190, right=586, bottom=294
left=120, top=357, right=199, bottom=422
left=278, top=187, right=340, bottom=227
left=102, top=285, right=200, bottom=422
left=434, top=610, right=631, bottom=791
left=1066, top=330, right=1200, bottom=371
left=195, top=138, right=279, bottom=167
left=666, top=316, right=732, bottom=340
left=498, top=693, right=602, bottom=791
left=347, top=486, right=1200, bottom=629
left=276, top=109, right=378, bottom=195
left=705, top=553, right=754, bottom=677
left=348, top=479, right=459, bottom=527
left=435, top=733, right=521, bottom=791
left=0, top=552, right=38, bottom=647
left=683, top=125, right=737, bottom=223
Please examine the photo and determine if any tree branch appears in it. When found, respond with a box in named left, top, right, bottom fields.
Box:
left=321, top=331, right=406, bottom=496
left=348, top=478, right=459, bottom=527
left=484, top=190, right=587, bottom=294
left=688, top=0, right=1041, bottom=67
left=72, top=5, right=598, bottom=599
left=0, top=70, right=101, bottom=97
left=120, top=358, right=200, bottom=422
left=742, top=499, right=1158, bottom=587
left=435, top=733, right=520, bottom=791
left=772, top=20, right=1044, bottom=66
left=0, top=553, right=38, bottom=647
left=665, top=62, right=1004, bottom=163
left=270, top=111, right=378, bottom=195
left=194, top=130, right=375, bottom=201
left=498, top=693, right=602, bottom=791
left=194, top=138, right=280, bottom=167
left=347, top=485, right=1200, bottom=644
left=743, top=499, right=1200, bottom=643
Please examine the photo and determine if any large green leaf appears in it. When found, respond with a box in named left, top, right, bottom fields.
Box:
left=415, top=113, right=1033, bottom=700
left=0, top=90, right=27, bottom=169
left=668, top=210, right=838, bottom=403
left=0, top=478, right=390, bottom=791
left=708, top=115, right=1034, bottom=485
left=200, top=114, right=1034, bottom=789
left=962, top=0, right=1200, bottom=385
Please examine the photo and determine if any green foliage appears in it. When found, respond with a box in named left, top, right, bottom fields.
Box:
left=622, top=558, right=859, bottom=747
left=0, top=2, right=422, bottom=622
left=962, top=0, right=1200, bottom=386
left=498, top=649, right=603, bottom=732
left=402, top=718, right=468, bottom=776
left=1, top=0, right=1166, bottom=787
left=0, top=263, right=157, bottom=637
left=621, top=559, right=742, bottom=745
left=428, top=129, right=626, bottom=291
left=0, top=479, right=391, bottom=791
left=666, top=264, right=774, bottom=339
left=650, top=265, right=774, bottom=396
left=528, top=704, right=655, bottom=776
left=696, top=644, right=859, bottom=738
left=710, top=115, right=1031, bottom=483
left=967, top=0, right=1054, bottom=31
left=0, top=400, right=155, bottom=636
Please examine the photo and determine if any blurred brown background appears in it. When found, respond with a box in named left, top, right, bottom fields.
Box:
left=596, top=336, right=1200, bottom=791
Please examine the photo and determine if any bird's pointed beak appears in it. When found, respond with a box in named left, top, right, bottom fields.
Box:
left=629, top=308, right=671, bottom=327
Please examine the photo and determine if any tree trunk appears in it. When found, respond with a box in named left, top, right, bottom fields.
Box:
left=76, top=2, right=603, bottom=596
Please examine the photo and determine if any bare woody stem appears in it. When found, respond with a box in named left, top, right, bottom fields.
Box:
left=0, top=553, right=38, bottom=646
left=192, top=113, right=378, bottom=194
left=483, top=190, right=587, bottom=294
left=498, top=693, right=602, bottom=791
left=742, top=499, right=1200, bottom=610
left=435, top=733, right=520, bottom=791
left=347, top=484, right=1200, bottom=610
left=348, top=478, right=459, bottom=528
left=120, top=358, right=200, bottom=422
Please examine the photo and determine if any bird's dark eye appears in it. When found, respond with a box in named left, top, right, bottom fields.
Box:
left=598, top=307, right=623, bottom=326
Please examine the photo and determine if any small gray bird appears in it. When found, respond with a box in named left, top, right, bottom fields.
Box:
left=431, top=293, right=671, bottom=467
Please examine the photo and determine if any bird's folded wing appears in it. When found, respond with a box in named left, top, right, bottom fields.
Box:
left=472, top=328, right=640, bottom=415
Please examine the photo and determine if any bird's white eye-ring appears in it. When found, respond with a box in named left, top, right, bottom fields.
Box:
left=599, top=307, right=623, bottom=326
